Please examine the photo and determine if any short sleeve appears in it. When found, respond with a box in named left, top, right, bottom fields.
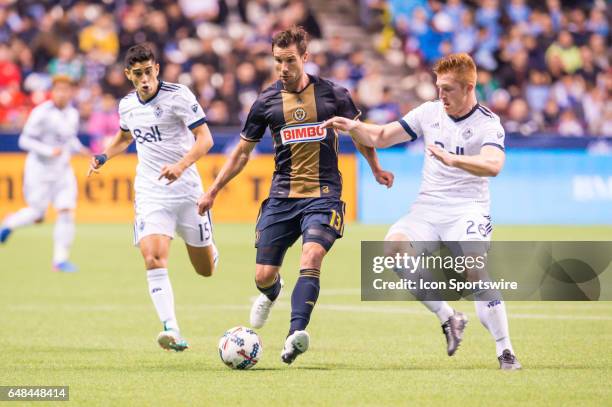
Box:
left=240, top=96, right=268, bottom=142
left=118, top=97, right=130, bottom=131
left=119, top=112, right=129, bottom=132
left=481, top=120, right=505, bottom=151
left=333, top=85, right=361, bottom=120
left=397, top=102, right=429, bottom=141
left=173, top=86, right=207, bottom=130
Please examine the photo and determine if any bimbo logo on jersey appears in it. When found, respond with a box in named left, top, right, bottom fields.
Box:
left=280, top=122, right=326, bottom=145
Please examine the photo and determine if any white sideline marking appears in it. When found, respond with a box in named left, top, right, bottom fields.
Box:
left=7, top=303, right=612, bottom=321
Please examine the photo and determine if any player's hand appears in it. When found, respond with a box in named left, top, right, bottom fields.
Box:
left=51, top=147, right=63, bottom=157
left=158, top=163, right=186, bottom=185
left=427, top=144, right=456, bottom=167
left=197, top=191, right=216, bottom=215
left=374, top=169, right=394, bottom=188
left=87, top=153, right=107, bottom=177
left=321, top=116, right=358, bottom=134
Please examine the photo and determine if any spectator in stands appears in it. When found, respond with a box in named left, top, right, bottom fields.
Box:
left=87, top=93, right=119, bottom=154
left=79, top=13, right=119, bottom=64
left=48, top=41, right=84, bottom=82
left=503, top=98, right=539, bottom=136
left=557, top=109, right=584, bottom=137
left=545, top=31, right=583, bottom=74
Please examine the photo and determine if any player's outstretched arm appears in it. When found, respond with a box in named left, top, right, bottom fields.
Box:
left=87, top=129, right=133, bottom=176
left=197, top=138, right=256, bottom=215
left=321, top=117, right=410, bottom=148
left=158, top=124, right=214, bottom=185
left=427, top=144, right=505, bottom=177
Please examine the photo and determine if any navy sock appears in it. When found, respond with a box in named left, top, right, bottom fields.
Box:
left=257, top=274, right=282, bottom=302
left=289, top=268, right=320, bottom=335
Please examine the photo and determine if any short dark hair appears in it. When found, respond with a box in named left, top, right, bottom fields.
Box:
left=124, top=43, right=156, bottom=68
left=271, top=26, right=309, bottom=55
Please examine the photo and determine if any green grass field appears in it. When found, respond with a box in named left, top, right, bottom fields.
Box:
left=1, top=224, right=611, bottom=406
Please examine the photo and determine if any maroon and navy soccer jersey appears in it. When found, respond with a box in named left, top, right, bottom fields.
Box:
left=240, top=74, right=360, bottom=199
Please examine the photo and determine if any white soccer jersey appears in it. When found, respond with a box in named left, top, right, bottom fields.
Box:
left=19, top=100, right=81, bottom=180
left=399, top=100, right=505, bottom=210
left=118, top=81, right=207, bottom=206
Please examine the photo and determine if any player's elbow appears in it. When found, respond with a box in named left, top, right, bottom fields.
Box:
left=17, top=136, right=30, bottom=151
left=487, top=163, right=503, bottom=177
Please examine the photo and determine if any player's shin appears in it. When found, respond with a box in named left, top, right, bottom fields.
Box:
left=3, top=207, right=43, bottom=229
left=53, top=211, right=75, bottom=264
left=257, top=273, right=282, bottom=302
left=474, top=290, right=513, bottom=356
left=394, top=266, right=454, bottom=323
left=289, top=268, right=320, bottom=335
left=147, top=268, right=179, bottom=332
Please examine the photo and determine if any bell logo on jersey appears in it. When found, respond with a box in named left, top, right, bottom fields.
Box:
left=280, top=122, right=326, bottom=145
left=133, top=125, right=162, bottom=144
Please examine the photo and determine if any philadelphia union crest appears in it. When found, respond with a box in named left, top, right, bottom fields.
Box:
left=293, top=107, right=307, bottom=122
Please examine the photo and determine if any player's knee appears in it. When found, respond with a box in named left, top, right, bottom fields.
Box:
left=56, top=210, right=74, bottom=222
left=255, top=266, right=277, bottom=287
left=143, top=253, right=167, bottom=269
left=300, top=243, right=326, bottom=268
left=384, top=233, right=414, bottom=257
left=29, top=207, right=46, bottom=223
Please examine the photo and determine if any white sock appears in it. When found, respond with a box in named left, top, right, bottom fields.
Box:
left=53, top=211, right=75, bottom=264
left=3, top=207, right=43, bottom=229
left=147, top=268, right=179, bottom=332
left=475, top=298, right=513, bottom=356
left=422, top=300, right=455, bottom=323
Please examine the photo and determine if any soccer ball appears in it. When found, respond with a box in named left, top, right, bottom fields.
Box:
left=218, top=326, right=263, bottom=369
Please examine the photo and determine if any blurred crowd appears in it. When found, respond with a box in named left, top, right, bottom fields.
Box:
left=364, top=0, right=611, bottom=136
left=0, top=0, right=326, bottom=151
left=0, top=0, right=609, bottom=147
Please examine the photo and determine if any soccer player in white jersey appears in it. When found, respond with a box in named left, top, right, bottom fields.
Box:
left=322, top=53, right=521, bottom=369
left=88, top=44, right=218, bottom=352
left=0, top=75, right=87, bottom=273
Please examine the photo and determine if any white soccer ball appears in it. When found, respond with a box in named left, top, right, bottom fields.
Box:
left=218, top=326, right=263, bottom=369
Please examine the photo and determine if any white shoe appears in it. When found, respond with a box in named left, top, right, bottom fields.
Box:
left=281, top=330, right=310, bottom=364
left=249, top=278, right=283, bottom=329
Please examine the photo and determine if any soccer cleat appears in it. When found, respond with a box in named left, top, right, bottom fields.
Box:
left=0, top=227, right=12, bottom=244
left=249, top=279, right=284, bottom=329
left=157, top=328, right=189, bottom=352
left=52, top=261, right=78, bottom=273
left=281, top=330, right=310, bottom=364
left=441, top=311, right=468, bottom=356
left=498, top=349, right=522, bottom=370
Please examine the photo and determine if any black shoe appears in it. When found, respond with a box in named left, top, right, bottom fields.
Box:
left=498, top=349, right=522, bottom=370
left=441, top=311, right=468, bottom=356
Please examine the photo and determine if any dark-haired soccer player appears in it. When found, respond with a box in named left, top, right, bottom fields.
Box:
left=197, top=26, right=393, bottom=364
left=89, top=43, right=218, bottom=352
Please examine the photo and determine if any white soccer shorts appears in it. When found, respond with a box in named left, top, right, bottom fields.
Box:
left=133, top=200, right=214, bottom=247
left=385, top=203, right=493, bottom=243
left=23, top=167, right=77, bottom=213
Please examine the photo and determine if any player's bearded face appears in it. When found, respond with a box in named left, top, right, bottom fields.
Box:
left=273, top=45, right=307, bottom=90
left=125, top=62, right=160, bottom=98
left=436, top=73, right=472, bottom=117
